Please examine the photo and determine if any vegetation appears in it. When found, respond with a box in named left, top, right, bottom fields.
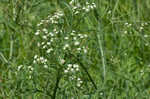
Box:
left=0, top=0, right=150, bottom=98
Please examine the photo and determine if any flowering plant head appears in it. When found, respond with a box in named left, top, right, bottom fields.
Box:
left=16, top=1, right=96, bottom=97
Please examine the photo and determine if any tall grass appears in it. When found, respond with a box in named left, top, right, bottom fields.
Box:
left=0, top=0, right=150, bottom=98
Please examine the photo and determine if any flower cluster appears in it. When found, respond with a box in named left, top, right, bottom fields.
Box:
left=37, top=11, right=64, bottom=26
left=68, top=76, right=83, bottom=87
left=139, top=22, right=149, bottom=46
left=64, top=63, right=79, bottom=73
left=82, top=2, right=96, bottom=12
left=33, top=55, right=48, bottom=68
left=122, top=21, right=150, bottom=47
left=32, top=1, right=96, bottom=93
left=123, top=22, right=149, bottom=35
left=17, top=65, right=34, bottom=79
left=76, top=77, right=83, bottom=87
left=124, top=22, right=132, bottom=27
left=62, top=30, right=88, bottom=54
left=139, top=22, right=148, bottom=31
left=35, top=28, right=63, bottom=54
left=69, top=0, right=96, bottom=15
left=123, top=22, right=132, bottom=35
left=34, top=29, right=89, bottom=67
left=63, top=63, right=84, bottom=88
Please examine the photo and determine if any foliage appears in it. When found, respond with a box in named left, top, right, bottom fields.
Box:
left=0, top=0, right=150, bottom=98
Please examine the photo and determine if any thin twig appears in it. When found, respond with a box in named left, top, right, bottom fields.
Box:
left=52, top=68, right=61, bottom=99
left=78, top=59, right=97, bottom=90
left=71, top=54, right=97, bottom=90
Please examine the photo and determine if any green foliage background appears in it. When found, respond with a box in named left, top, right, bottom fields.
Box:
left=0, top=0, right=150, bottom=98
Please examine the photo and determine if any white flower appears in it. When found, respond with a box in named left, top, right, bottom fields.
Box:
left=80, top=35, right=84, bottom=38
left=41, top=20, right=44, bottom=22
left=44, top=65, right=48, bottom=68
left=73, top=64, right=79, bottom=68
left=73, top=6, right=78, bottom=10
left=28, top=66, right=34, bottom=71
left=64, top=70, right=68, bottom=73
left=145, top=22, right=148, bottom=25
left=75, top=11, right=79, bottom=14
left=69, top=0, right=74, bottom=5
left=86, top=2, right=89, bottom=5
left=67, top=67, right=70, bottom=70
left=35, top=31, right=39, bottom=35
left=145, top=43, right=148, bottom=46
left=82, top=7, right=86, bottom=10
left=83, top=48, right=87, bottom=53
left=85, top=8, right=90, bottom=12
left=77, top=48, right=81, bottom=51
left=100, top=92, right=103, bottom=95
left=76, top=68, right=79, bottom=71
left=77, top=3, right=81, bottom=7
left=140, top=27, right=144, bottom=30
left=50, top=39, right=53, bottom=42
left=77, top=83, right=81, bottom=87
left=70, top=76, right=74, bottom=80
left=55, top=31, right=59, bottom=34
left=34, top=55, right=38, bottom=59
left=33, top=60, right=36, bottom=63
left=78, top=34, right=82, bottom=36
left=35, top=30, right=40, bottom=35
left=37, top=58, right=40, bottom=62
left=60, top=59, right=65, bottom=64
left=18, top=65, right=23, bottom=71
left=71, top=68, right=74, bottom=72
left=40, top=57, right=44, bottom=61
left=63, top=44, right=69, bottom=50
left=49, top=32, right=54, bottom=36
left=64, top=37, right=69, bottom=40
left=42, top=45, right=47, bottom=49
left=141, top=23, right=145, bottom=26
left=73, top=37, right=77, bottom=40
left=46, top=48, right=53, bottom=53
left=65, top=44, right=69, bottom=47
left=77, top=78, right=81, bottom=81
left=144, top=35, right=148, bottom=38
left=71, top=33, right=74, bottom=36
left=53, top=28, right=57, bottom=32
left=68, top=64, right=72, bottom=68
left=108, top=10, right=111, bottom=14
left=124, top=23, right=128, bottom=25
left=47, top=42, right=51, bottom=45
left=37, top=42, right=40, bottom=47
left=72, top=30, right=76, bottom=33
left=28, top=66, right=32, bottom=69
left=84, top=34, right=88, bottom=38
left=42, top=35, right=47, bottom=39
left=46, top=20, right=49, bottom=23
left=92, top=3, right=96, bottom=8
left=29, top=75, right=32, bottom=79
left=43, top=28, right=48, bottom=32
left=37, top=24, right=41, bottom=26
left=44, top=59, right=47, bottom=62
left=41, top=42, right=45, bottom=45
left=124, top=31, right=127, bottom=34
left=74, top=41, right=80, bottom=46
left=128, top=24, right=132, bottom=27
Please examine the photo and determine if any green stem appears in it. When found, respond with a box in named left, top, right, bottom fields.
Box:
left=52, top=69, right=61, bottom=99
